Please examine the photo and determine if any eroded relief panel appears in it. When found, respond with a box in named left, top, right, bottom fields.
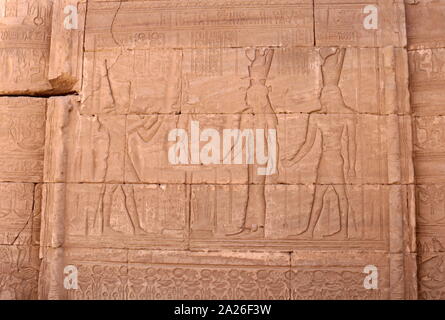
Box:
left=315, top=0, right=407, bottom=48
left=39, top=248, right=289, bottom=300
left=84, top=0, right=314, bottom=51
left=82, top=48, right=183, bottom=115
left=0, top=183, right=41, bottom=246
left=0, top=245, right=40, bottom=299
left=406, top=0, right=445, bottom=300
left=409, top=48, right=445, bottom=115
left=0, top=98, right=44, bottom=300
left=48, top=0, right=86, bottom=92
left=405, top=0, right=445, bottom=50
left=0, top=0, right=426, bottom=300
left=0, top=184, right=41, bottom=299
left=0, top=0, right=86, bottom=95
left=0, top=98, right=46, bottom=182
left=291, top=251, right=417, bottom=300
left=62, top=183, right=190, bottom=249
left=82, top=46, right=409, bottom=116
left=190, top=184, right=412, bottom=251
left=47, top=97, right=413, bottom=184
left=0, top=0, right=52, bottom=94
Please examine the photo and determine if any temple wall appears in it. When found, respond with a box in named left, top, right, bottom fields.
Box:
left=0, top=0, right=443, bottom=300
left=405, top=0, right=445, bottom=300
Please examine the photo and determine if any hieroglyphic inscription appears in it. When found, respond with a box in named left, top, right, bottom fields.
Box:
left=0, top=0, right=53, bottom=93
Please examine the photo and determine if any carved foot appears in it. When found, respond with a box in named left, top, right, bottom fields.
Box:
left=225, top=228, right=245, bottom=236
left=288, top=229, right=314, bottom=240
left=225, top=225, right=264, bottom=238
left=322, top=228, right=348, bottom=240
left=102, top=226, right=122, bottom=236
left=133, top=226, right=148, bottom=236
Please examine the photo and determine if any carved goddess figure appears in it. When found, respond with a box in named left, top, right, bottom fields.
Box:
left=284, top=48, right=357, bottom=239
left=227, top=48, right=277, bottom=237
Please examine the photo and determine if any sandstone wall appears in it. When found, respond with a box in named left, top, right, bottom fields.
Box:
left=0, top=0, right=441, bottom=300
left=405, top=0, right=445, bottom=300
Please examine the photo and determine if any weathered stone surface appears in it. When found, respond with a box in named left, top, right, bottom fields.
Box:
left=0, top=183, right=41, bottom=246
left=405, top=0, right=445, bottom=50
left=278, top=114, right=413, bottom=185
left=0, top=0, right=53, bottom=95
left=0, top=0, right=440, bottom=301
left=418, top=251, right=445, bottom=299
left=0, top=183, right=41, bottom=300
left=190, top=184, right=412, bottom=251
left=0, top=98, right=46, bottom=182
left=39, top=182, right=412, bottom=253
left=82, top=46, right=409, bottom=115
left=48, top=0, right=86, bottom=93
left=41, top=183, right=190, bottom=250
left=315, top=0, right=407, bottom=47
left=406, top=0, right=445, bottom=299
left=0, top=0, right=87, bottom=95
left=414, top=116, right=445, bottom=183
left=45, top=97, right=126, bottom=183
left=0, top=245, right=40, bottom=300
left=34, top=0, right=419, bottom=298
left=39, top=248, right=290, bottom=300
left=44, top=108, right=413, bottom=185
left=0, top=97, right=44, bottom=300
left=291, top=251, right=417, bottom=300
left=81, top=48, right=183, bottom=115
left=84, top=0, right=314, bottom=50
left=409, top=48, right=445, bottom=115
left=416, top=183, right=445, bottom=299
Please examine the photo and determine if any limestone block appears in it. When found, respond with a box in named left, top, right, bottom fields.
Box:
left=0, top=0, right=53, bottom=94
left=40, top=111, right=414, bottom=185
left=45, top=97, right=126, bottom=183
left=409, top=48, right=445, bottom=115
left=291, top=251, right=417, bottom=300
left=81, top=46, right=409, bottom=116
left=84, top=0, right=314, bottom=50
left=0, top=98, right=46, bottom=183
left=48, top=0, right=86, bottom=93
left=315, top=0, right=407, bottom=47
left=405, top=0, right=445, bottom=50
left=65, top=183, right=190, bottom=249
left=39, top=248, right=290, bottom=300
left=0, top=245, right=40, bottom=300
left=190, top=184, right=413, bottom=252
left=277, top=114, right=413, bottom=185
left=0, top=183, right=41, bottom=246
left=414, top=116, right=445, bottom=183
left=418, top=253, right=445, bottom=300
left=81, top=48, right=183, bottom=115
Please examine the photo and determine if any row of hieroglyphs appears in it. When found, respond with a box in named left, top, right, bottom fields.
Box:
left=61, top=2, right=378, bottom=30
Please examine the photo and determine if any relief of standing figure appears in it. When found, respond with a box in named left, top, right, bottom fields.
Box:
left=226, top=48, right=277, bottom=237
left=284, top=48, right=357, bottom=239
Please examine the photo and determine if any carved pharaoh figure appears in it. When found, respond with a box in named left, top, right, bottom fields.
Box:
left=284, top=47, right=357, bottom=239
left=94, top=56, right=172, bottom=235
left=84, top=102, right=147, bottom=236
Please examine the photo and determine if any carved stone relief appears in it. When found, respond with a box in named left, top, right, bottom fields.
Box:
left=1, top=0, right=444, bottom=300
